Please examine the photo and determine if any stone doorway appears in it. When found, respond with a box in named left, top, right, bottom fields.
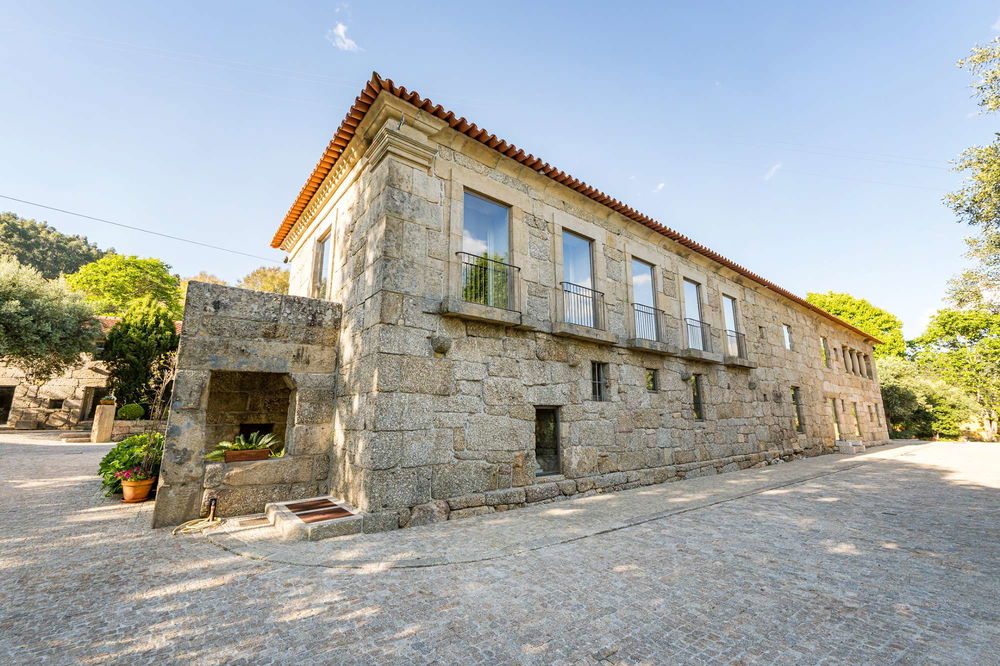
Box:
left=0, top=386, right=14, bottom=425
left=534, top=407, right=561, bottom=475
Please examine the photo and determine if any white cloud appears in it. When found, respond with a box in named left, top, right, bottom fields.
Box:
left=764, top=163, right=783, bottom=181
left=992, top=16, right=1000, bottom=31
left=326, top=22, right=361, bottom=52
left=652, top=182, right=665, bottom=193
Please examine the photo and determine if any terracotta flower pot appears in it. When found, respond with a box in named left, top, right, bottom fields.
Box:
left=121, top=478, right=156, bottom=503
left=224, top=449, right=270, bottom=463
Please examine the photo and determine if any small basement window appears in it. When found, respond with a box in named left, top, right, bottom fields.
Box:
left=47, top=398, right=65, bottom=410
left=645, top=369, right=659, bottom=392
left=534, top=407, right=560, bottom=476
left=591, top=362, right=609, bottom=401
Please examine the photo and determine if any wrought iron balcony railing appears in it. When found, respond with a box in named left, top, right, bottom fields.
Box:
left=631, top=303, right=669, bottom=343
left=560, top=282, right=606, bottom=330
left=457, top=252, right=520, bottom=311
left=684, top=318, right=712, bottom=352
left=724, top=329, right=748, bottom=359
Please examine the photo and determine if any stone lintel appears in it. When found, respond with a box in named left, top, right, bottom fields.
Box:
left=551, top=322, right=618, bottom=345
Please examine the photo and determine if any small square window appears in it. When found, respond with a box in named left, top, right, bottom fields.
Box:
left=645, top=369, right=659, bottom=392
left=591, top=362, right=609, bottom=401
left=690, top=374, right=704, bottom=420
left=47, top=398, right=65, bottom=410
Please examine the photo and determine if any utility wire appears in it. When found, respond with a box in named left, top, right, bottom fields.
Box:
left=0, top=195, right=280, bottom=263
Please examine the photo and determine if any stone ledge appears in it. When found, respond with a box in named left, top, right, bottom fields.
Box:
left=625, top=338, right=680, bottom=355
left=678, top=347, right=724, bottom=364
left=551, top=321, right=618, bottom=345
left=723, top=355, right=758, bottom=369
left=439, top=297, right=523, bottom=327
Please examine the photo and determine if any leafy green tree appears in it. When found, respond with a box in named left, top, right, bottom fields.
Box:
left=911, top=308, right=1000, bottom=439
left=101, top=296, right=179, bottom=406
left=805, top=291, right=905, bottom=358
left=238, top=266, right=289, bottom=294
left=66, top=254, right=181, bottom=317
left=947, top=38, right=1000, bottom=230
left=877, top=356, right=977, bottom=439
left=0, top=212, right=108, bottom=278
left=0, top=255, right=100, bottom=382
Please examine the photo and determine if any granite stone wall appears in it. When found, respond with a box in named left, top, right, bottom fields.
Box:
left=0, top=360, right=108, bottom=429
left=151, top=282, right=341, bottom=527
left=274, top=92, right=890, bottom=533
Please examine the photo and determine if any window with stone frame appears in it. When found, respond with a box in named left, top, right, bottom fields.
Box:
left=782, top=324, right=794, bottom=350
left=645, top=369, right=659, bottom=392
left=851, top=402, right=862, bottom=436
left=820, top=337, right=831, bottom=368
left=311, top=231, right=332, bottom=299
left=591, top=362, right=609, bottom=401
left=791, top=387, right=805, bottom=433
left=690, top=374, right=705, bottom=420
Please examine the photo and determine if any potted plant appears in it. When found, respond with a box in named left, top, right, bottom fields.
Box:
left=206, top=431, right=283, bottom=463
left=99, top=393, right=116, bottom=406
left=115, top=466, right=157, bottom=503
left=98, top=432, right=164, bottom=497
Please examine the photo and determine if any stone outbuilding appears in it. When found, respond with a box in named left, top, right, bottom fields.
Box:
left=153, top=73, right=889, bottom=531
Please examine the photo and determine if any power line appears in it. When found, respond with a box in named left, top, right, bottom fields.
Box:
left=0, top=195, right=280, bottom=263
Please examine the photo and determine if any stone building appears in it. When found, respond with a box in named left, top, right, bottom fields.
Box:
left=153, top=73, right=889, bottom=530
left=0, top=317, right=119, bottom=430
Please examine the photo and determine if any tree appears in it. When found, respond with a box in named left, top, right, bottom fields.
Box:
left=0, top=255, right=100, bottom=382
left=946, top=38, right=1000, bottom=230
left=0, top=212, right=108, bottom=278
left=877, top=356, right=977, bottom=439
left=805, top=291, right=906, bottom=358
left=101, top=296, right=179, bottom=406
left=238, top=266, right=289, bottom=294
left=66, top=254, right=181, bottom=317
left=911, top=308, right=1000, bottom=440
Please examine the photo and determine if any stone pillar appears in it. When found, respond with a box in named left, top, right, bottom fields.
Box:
left=91, top=404, right=115, bottom=443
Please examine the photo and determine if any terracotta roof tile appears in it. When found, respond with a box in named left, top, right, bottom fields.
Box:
left=272, top=73, right=880, bottom=344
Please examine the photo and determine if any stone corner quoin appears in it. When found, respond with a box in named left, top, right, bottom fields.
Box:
left=152, top=81, right=889, bottom=533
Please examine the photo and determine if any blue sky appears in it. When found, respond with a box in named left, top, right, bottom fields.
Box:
left=2, top=1, right=998, bottom=337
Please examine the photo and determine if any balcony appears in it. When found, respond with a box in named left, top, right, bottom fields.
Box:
left=440, top=252, right=523, bottom=326
left=723, top=328, right=756, bottom=368
left=551, top=282, right=616, bottom=344
left=626, top=303, right=678, bottom=354
left=681, top=318, right=723, bottom=363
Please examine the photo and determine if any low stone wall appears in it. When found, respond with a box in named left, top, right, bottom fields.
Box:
left=111, top=419, right=167, bottom=442
left=201, top=456, right=327, bottom=516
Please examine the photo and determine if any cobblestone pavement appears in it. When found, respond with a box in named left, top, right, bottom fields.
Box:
left=1, top=432, right=998, bottom=665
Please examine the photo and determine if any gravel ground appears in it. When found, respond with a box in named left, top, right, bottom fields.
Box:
left=1, top=431, right=997, bottom=665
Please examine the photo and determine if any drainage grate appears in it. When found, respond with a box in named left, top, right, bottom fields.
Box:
left=298, top=507, right=353, bottom=524
left=286, top=498, right=336, bottom=513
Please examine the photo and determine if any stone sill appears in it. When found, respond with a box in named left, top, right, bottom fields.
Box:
left=625, top=338, right=679, bottom=355
left=439, top=297, right=523, bottom=327
left=551, top=321, right=617, bottom=345
left=723, top=355, right=757, bottom=369
left=678, top=347, right=724, bottom=364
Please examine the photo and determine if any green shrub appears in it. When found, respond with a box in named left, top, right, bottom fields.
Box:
left=98, top=432, right=164, bottom=495
left=116, top=403, right=145, bottom=420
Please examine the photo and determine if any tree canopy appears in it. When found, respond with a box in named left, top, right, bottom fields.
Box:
left=947, top=38, right=1000, bottom=231
left=0, top=255, right=100, bottom=383
left=0, top=212, right=108, bottom=278
left=805, top=291, right=906, bottom=358
left=101, top=295, right=179, bottom=406
left=877, top=356, right=977, bottom=439
left=238, top=266, right=289, bottom=294
left=66, top=254, right=181, bottom=318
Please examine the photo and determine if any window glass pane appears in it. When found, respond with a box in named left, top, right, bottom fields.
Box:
left=562, top=231, right=593, bottom=287
left=313, top=234, right=331, bottom=298
left=462, top=192, right=509, bottom=260
left=631, top=259, right=655, bottom=307
left=683, top=279, right=702, bottom=321
left=722, top=295, right=738, bottom=331
left=782, top=325, right=793, bottom=349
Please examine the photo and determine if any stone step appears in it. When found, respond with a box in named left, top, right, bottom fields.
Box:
left=264, top=496, right=362, bottom=541
left=836, top=440, right=866, bottom=455
left=59, top=431, right=91, bottom=441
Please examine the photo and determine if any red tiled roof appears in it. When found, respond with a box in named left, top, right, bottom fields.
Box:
left=272, top=73, right=881, bottom=344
